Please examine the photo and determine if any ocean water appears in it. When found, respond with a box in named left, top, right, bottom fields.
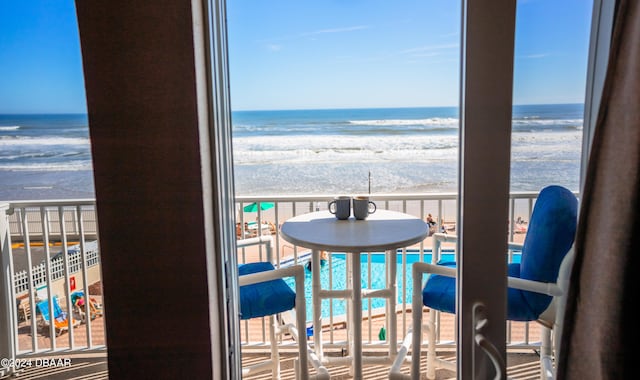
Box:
left=233, top=103, right=584, bottom=195
left=0, top=114, right=95, bottom=201
left=0, top=104, right=583, bottom=201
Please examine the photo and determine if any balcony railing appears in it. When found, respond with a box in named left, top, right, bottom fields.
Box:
left=0, top=191, right=551, bottom=370
left=1, top=200, right=103, bottom=364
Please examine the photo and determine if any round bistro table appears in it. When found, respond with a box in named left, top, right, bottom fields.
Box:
left=280, top=209, right=429, bottom=379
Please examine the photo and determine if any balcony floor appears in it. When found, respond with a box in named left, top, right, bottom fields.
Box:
left=243, top=350, right=542, bottom=379
left=11, top=350, right=541, bottom=379
left=16, top=292, right=544, bottom=379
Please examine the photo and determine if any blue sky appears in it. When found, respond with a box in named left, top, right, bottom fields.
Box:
left=0, top=0, right=592, bottom=113
left=0, top=1, right=86, bottom=114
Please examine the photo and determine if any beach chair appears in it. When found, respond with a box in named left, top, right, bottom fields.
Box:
left=71, top=291, right=104, bottom=321
left=16, top=297, right=31, bottom=323
left=36, top=296, right=81, bottom=336
left=237, top=236, right=326, bottom=380
left=390, top=185, right=578, bottom=379
left=88, top=296, right=103, bottom=318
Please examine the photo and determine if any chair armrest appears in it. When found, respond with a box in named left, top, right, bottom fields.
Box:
left=432, top=232, right=458, bottom=243
left=507, top=247, right=575, bottom=297
left=236, top=235, right=274, bottom=262
left=433, top=233, right=524, bottom=250
left=431, top=233, right=458, bottom=264
left=236, top=235, right=273, bottom=249
left=412, top=261, right=562, bottom=297
left=238, top=264, right=304, bottom=287
left=506, top=277, right=562, bottom=296
left=413, top=261, right=456, bottom=278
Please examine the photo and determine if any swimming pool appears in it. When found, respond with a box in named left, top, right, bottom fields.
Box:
left=284, top=249, right=521, bottom=320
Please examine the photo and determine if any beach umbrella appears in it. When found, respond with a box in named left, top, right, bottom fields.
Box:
left=243, top=202, right=275, bottom=212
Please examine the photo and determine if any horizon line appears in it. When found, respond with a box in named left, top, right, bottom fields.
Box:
left=231, top=102, right=584, bottom=112
left=0, top=102, right=584, bottom=115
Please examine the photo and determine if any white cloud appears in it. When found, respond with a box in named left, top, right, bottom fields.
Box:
left=408, top=52, right=441, bottom=58
left=257, top=25, right=369, bottom=47
left=518, top=53, right=550, bottom=59
left=266, top=44, right=283, bottom=52
left=302, top=25, right=369, bottom=36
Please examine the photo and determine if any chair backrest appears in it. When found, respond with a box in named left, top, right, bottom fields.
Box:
left=519, top=185, right=578, bottom=314
left=36, top=296, right=66, bottom=322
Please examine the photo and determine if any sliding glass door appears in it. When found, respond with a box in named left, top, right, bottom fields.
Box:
left=217, top=0, right=602, bottom=377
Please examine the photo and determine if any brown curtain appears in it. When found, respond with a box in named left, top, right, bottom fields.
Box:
left=557, top=0, right=639, bottom=378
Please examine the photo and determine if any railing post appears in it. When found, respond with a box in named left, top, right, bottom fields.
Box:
left=0, top=203, right=17, bottom=377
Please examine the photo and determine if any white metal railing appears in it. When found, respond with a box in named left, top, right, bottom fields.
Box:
left=7, top=200, right=99, bottom=241
left=1, top=199, right=104, bottom=364
left=0, top=192, right=568, bottom=367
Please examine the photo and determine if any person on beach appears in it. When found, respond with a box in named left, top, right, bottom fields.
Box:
left=426, top=213, right=436, bottom=226
left=268, top=221, right=277, bottom=235
left=426, top=214, right=437, bottom=235
left=306, top=251, right=328, bottom=271
left=236, top=222, right=249, bottom=239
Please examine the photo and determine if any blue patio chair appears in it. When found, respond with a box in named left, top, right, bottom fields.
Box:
left=390, top=185, right=578, bottom=379
left=36, top=296, right=81, bottom=336
left=237, top=236, right=328, bottom=380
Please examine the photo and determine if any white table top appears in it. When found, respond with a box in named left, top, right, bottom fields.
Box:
left=280, top=209, right=429, bottom=252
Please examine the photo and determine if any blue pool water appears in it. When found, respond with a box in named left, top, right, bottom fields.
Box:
left=284, top=249, right=521, bottom=320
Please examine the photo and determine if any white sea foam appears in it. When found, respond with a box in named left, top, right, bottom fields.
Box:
left=0, top=136, right=89, bottom=146
left=232, top=127, right=583, bottom=196
left=0, top=126, right=20, bottom=131
left=346, top=117, right=582, bottom=128
left=0, top=160, right=92, bottom=171
left=232, top=134, right=459, bottom=165
left=348, top=117, right=458, bottom=127
left=511, top=118, right=583, bottom=127
left=232, top=129, right=581, bottom=166
left=511, top=118, right=583, bottom=131
left=511, top=130, right=582, bottom=144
